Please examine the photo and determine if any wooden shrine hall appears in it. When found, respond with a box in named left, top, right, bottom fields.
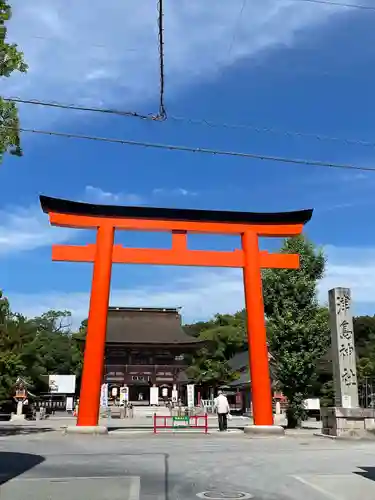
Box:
left=104, top=306, right=203, bottom=404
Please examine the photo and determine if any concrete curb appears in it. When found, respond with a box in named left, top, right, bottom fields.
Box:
left=314, top=431, right=375, bottom=441
left=243, top=425, right=285, bottom=437
left=313, top=432, right=338, bottom=440
left=62, top=426, right=108, bottom=436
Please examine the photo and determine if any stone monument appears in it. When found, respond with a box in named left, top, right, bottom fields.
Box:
left=321, top=287, right=375, bottom=438
left=329, top=287, right=359, bottom=409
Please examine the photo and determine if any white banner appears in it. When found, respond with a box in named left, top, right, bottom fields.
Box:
left=100, top=383, right=108, bottom=407
left=48, top=375, right=76, bottom=394
left=172, top=390, right=178, bottom=403
left=187, top=384, right=195, bottom=408
left=119, top=386, right=129, bottom=404
left=150, top=386, right=159, bottom=405
left=66, top=396, right=74, bottom=411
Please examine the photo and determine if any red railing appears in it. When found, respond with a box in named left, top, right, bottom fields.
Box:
left=153, top=413, right=208, bottom=434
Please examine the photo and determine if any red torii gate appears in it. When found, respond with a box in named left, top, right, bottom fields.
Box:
left=40, top=196, right=313, bottom=428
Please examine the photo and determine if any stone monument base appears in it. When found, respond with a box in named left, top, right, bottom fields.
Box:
left=320, top=407, right=375, bottom=438
left=10, top=413, right=26, bottom=422
left=243, top=425, right=285, bottom=437
left=62, top=425, right=108, bottom=436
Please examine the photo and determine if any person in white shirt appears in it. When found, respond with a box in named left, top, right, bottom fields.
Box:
left=214, top=390, right=230, bottom=431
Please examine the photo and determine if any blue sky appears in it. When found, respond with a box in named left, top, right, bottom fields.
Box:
left=2, top=0, right=375, bottom=327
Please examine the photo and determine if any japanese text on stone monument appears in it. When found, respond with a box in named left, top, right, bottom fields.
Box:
left=329, top=288, right=359, bottom=408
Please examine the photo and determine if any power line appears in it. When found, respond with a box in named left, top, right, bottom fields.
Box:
left=227, top=0, right=248, bottom=59
left=157, top=0, right=167, bottom=119
left=10, top=34, right=140, bottom=51
left=6, top=96, right=375, bottom=148
left=291, top=0, right=375, bottom=10
left=6, top=97, right=161, bottom=120
left=8, top=32, right=368, bottom=79
left=5, top=0, right=167, bottom=122
left=169, top=116, right=375, bottom=148
left=11, top=125, right=375, bottom=173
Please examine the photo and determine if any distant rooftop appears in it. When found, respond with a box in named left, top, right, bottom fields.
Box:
left=106, top=306, right=204, bottom=346
left=108, top=306, right=181, bottom=314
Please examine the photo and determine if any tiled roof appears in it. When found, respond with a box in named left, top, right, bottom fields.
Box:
left=228, top=350, right=274, bottom=371
left=228, top=350, right=277, bottom=385
left=106, top=307, right=204, bottom=345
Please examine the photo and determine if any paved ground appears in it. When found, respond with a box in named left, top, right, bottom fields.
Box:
left=0, top=413, right=312, bottom=431
left=1, top=426, right=375, bottom=500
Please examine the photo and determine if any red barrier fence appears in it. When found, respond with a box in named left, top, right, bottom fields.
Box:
left=153, top=413, right=208, bottom=434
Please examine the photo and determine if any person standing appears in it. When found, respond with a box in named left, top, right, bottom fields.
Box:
left=214, top=390, right=230, bottom=431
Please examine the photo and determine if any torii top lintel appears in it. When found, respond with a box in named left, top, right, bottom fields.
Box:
left=40, top=195, right=313, bottom=237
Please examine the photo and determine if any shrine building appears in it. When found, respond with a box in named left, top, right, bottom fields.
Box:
left=104, top=306, right=204, bottom=404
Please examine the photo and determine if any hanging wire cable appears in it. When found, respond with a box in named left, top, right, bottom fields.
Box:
left=157, top=0, right=167, bottom=119
left=9, top=125, right=375, bottom=172
left=5, top=97, right=157, bottom=119
left=227, top=0, right=248, bottom=60
left=290, top=0, right=375, bottom=10
left=5, top=97, right=375, bottom=148
left=5, top=0, right=167, bottom=122
left=11, top=34, right=140, bottom=51
left=168, top=115, right=375, bottom=148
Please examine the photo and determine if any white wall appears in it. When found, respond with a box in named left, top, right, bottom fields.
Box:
left=48, top=375, right=76, bottom=394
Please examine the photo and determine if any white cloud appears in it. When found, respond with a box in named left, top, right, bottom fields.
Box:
left=84, top=185, right=145, bottom=205
left=5, top=0, right=361, bottom=125
left=0, top=204, right=73, bottom=256
left=7, top=245, right=375, bottom=328
left=0, top=184, right=197, bottom=258
left=9, top=269, right=244, bottom=328
left=152, top=187, right=198, bottom=197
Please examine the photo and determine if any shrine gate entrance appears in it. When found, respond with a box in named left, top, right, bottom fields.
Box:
left=40, top=196, right=313, bottom=428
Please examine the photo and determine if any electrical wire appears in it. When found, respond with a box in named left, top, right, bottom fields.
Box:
left=5, top=97, right=159, bottom=120
left=227, top=0, right=248, bottom=59
left=9, top=125, right=375, bottom=173
left=290, top=0, right=375, bottom=10
left=6, top=0, right=167, bottom=122
left=157, top=0, right=167, bottom=119
left=11, top=34, right=140, bottom=51
left=6, top=97, right=375, bottom=149
left=6, top=94, right=375, bottom=148
left=169, top=115, right=375, bottom=148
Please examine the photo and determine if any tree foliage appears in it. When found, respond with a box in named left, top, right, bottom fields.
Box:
left=262, top=235, right=330, bottom=427
left=0, top=290, right=83, bottom=402
left=186, top=312, right=247, bottom=385
left=1, top=1, right=28, bottom=162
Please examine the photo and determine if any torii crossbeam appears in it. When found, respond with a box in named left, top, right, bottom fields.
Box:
left=40, top=195, right=313, bottom=428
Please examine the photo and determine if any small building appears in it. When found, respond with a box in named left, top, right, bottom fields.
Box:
left=227, top=350, right=278, bottom=414
left=104, top=307, right=204, bottom=404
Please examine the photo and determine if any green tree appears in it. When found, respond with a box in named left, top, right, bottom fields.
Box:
left=183, top=319, right=214, bottom=338
left=0, top=296, right=84, bottom=400
left=187, top=312, right=247, bottom=386
left=70, top=319, right=87, bottom=391
left=263, top=235, right=330, bottom=428
left=353, top=316, right=375, bottom=358
left=0, top=292, right=26, bottom=401
left=23, top=310, right=82, bottom=392
left=1, top=1, right=28, bottom=162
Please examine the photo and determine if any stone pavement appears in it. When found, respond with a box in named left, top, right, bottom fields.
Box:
left=1, top=423, right=375, bottom=499
left=1, top=414, right=257, bottom=431
left=0, top=415, right=322, bottom=438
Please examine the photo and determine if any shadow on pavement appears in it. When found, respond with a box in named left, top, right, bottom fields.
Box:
left=355, top=467, right=375, bottom=482
left=0, top=452, right=45, bottom=485
left=0, top=426, right=54, bottom=437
